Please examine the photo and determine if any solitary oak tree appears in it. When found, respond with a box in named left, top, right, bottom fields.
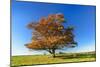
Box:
left=25, top=13, right=77, bottom=58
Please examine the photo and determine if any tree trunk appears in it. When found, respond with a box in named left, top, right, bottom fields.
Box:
left=52, top=53, right=56, bottom=58
left=52, top=49, right=56, bottom=58
left=47, top=48, right=56, bottom=58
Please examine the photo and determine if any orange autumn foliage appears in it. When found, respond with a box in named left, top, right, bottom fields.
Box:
left=25, top=13, right=77, bottom=58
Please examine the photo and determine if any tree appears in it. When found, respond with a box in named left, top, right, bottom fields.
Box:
left=25, top=13, right=77, bottom=58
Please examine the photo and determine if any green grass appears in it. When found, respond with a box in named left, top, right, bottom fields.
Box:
left=11, top=51, right=96, bottom=67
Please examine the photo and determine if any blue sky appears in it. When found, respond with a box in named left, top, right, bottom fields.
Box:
left=12, top=0, right=96, bottom=56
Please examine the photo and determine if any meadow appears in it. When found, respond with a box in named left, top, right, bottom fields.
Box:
left=11, top=51, right=96, bottom=67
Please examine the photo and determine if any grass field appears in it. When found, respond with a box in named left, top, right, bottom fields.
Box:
left=11, top=51, right=96, bottom=67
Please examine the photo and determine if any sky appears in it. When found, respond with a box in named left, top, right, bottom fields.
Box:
left=12, top=0, right=96, bottom=56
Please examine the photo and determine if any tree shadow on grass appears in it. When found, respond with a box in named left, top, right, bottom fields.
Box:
left=54, top=54, right=95, bottom=59
left=55, top=55, right=78, bottom=59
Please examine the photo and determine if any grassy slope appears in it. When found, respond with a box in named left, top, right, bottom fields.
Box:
left=11, top=51, right=96, bottom=67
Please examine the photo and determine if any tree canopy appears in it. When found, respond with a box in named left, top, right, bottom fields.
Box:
left=25, top=13, right=77, bottom=57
